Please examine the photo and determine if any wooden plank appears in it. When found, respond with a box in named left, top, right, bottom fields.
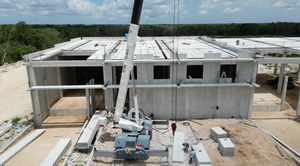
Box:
left=172, top=132, right=184, bottom=163
left=0, top=129, right=45, bottom=165
left=40, top=138, right=71, bottom=166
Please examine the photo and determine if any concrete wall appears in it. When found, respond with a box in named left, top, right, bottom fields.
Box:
left=125, top=61, right=254, bottom=119
left=33, top=67, right=61, bottom=122
left=132, top=86, right=251, bottom=119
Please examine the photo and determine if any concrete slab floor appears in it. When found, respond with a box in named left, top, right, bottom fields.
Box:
left=72, top=119, right=296, bottom=166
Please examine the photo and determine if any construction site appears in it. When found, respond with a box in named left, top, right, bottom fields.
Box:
left=1, top=1, right=300, bottom=165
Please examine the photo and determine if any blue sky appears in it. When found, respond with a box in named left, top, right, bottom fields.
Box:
left=0, top=0, right=300, bottom=24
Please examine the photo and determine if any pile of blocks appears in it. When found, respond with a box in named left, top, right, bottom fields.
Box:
left=210, top=127, right=235, bottom=157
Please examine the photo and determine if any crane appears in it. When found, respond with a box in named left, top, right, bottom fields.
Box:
left=93, top=0, right=169, bottom=160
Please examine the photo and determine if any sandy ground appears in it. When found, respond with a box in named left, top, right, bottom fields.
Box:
left=4, top=127, right=81, bottom=166
left=0, top=62, right=32, bottom=123
left=3, top=115, right=86, bottom=166
left=79, top=119, right=296, bottom=166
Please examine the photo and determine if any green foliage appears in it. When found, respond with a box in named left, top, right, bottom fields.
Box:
left=1, top=22, right=300, bottom=65
left=4, top=120, right=8, bottom=123
left=11, top=117, right=21, bottom=126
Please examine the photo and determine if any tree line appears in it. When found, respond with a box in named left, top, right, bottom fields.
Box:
left=1, top=22, right=300, bottom=65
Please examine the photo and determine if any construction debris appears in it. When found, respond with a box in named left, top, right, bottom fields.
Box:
left=40, top=138, right=71, bottom=166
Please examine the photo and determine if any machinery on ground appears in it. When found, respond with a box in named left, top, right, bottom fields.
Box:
left=94, top=0, right=169, bottom=160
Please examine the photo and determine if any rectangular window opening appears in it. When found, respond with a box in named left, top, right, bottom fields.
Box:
left=186, top=65, right=203, bottom=79
left=220, top=64, right=237, bottom=78
left=154, top=66, right=170, bottom=79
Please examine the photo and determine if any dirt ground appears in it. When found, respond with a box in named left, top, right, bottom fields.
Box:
left=67, top=119, right=297, bottom=166
left=0, top=61, right=32, bottom=123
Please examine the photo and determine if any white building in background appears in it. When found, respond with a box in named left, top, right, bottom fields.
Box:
left=24, top=36, right=300, bottom=127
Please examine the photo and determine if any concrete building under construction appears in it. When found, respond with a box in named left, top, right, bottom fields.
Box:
left=23, top=36, right=300, bottom=127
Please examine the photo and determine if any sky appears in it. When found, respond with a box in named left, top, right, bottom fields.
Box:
left=0, top=0, right=300, bottom=25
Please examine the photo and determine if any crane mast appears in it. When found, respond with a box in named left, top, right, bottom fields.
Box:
left=113, top=0, right=143, bottom=127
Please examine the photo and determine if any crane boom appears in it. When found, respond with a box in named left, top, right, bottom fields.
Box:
left=114, top=0, right=144, bottom=123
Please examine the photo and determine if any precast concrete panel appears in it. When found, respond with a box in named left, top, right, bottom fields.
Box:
left=176, top=88, right=186, bottom=119
left=203, top=62, right=220, bottom=83
left=225, top=87, right=235, bottom=118
left=103, top=64, right=113, bottom=109
left=153, top=89, right=163, bottom=118
left=210, top=87, right=219, bottom=119
left=237, top=62, right=252, bottom=83
left=202, top=88, right=211, bottom=119
left=218, top=87, right=227, bottom=118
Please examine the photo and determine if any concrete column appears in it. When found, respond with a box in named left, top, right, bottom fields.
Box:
left=296, top=88, right=300, bottom=122
left=103, top=64, right=114, bottom=110
left=273, top=53, right=279, bottom=75
left=247, top=86, right=255, bottom=119
left=277, top=63, right=286, bottom=95
left=252, top=63, right=258, bottom=83
left=55, top=56, right=63, bottom=98
left=32, top=90, right=42, bottom=127
left=281, top=76, right=288, bottom=111
left=90, top=79, right=96, bottom=112
left=298, top=64, right=300, bottom=81
left=86, top=88, right=91, bottom=120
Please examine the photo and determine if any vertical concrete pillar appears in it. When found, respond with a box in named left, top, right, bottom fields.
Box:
left=252, top=63, right=258, bottom=83
left=55, top=56, right=63, bottom=98
left=103, top=64, right=114, bottom=110
left=86, top=88, right=91, bottom=120
left=298, top=64, right=300, bottom=81
left=90, top=79, right=96, bottom=113
left=281, top=76, right=288, bottom=111
left=247, top=86, right=255, bottom=119
left=296, top=88, right=300, bottom=122
left=273, top=53, right=279, bottom=75
left=277, top=63, right=286, bottom=95
left=27, top=66, right=43, bottom=127
left=32, top=90, right=43, bottom=127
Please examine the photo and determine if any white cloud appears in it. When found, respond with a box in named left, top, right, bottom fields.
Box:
left=286, top=7, right=294, bottom=11
left=199, top=10, right=208, bottom=14
left=223, top=7, right=241, bottom=13
left=0, top=0, right=187, bottom=22
left=223, top=1, right=232, bottom=6
left=182, top=10, right=188, bottom=15
left=273, top=1, right=288, bottom=8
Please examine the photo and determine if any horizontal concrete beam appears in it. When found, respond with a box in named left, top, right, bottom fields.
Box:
left=258, top=58, right=300, bottom=64
left=28, top=83, right=256, bottom=91
left=246, top=48, right=284, bottom=54
left=24, top=58, right=255, bottom=67
left=61, top=50, right=96, bottom=56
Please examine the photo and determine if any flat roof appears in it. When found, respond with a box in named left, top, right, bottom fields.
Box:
left=216, top=37, right=300, bottom=51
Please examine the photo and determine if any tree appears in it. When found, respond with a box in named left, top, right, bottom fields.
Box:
left=0, top=25, right=15, bottom=65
